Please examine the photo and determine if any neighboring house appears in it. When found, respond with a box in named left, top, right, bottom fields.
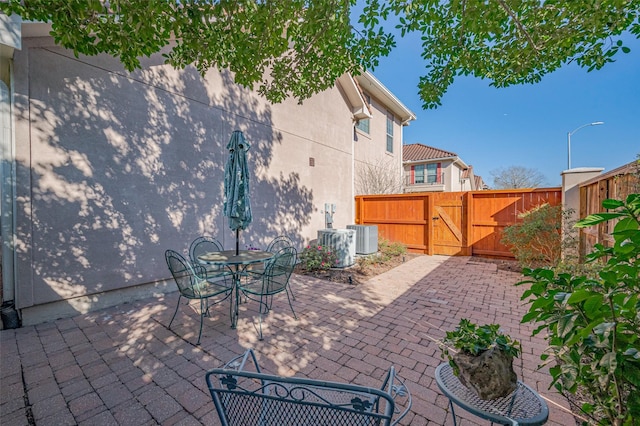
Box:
left=402, top=143, right=486, bottom=192
left=0, top=17, right=414, bottom=325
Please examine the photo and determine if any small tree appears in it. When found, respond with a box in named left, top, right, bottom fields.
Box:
left=518, top=194, right=640, bottom=425
left=490, top=166, right=547, bottom=189
left=501, top=204, right=563, bottom=268
left=3, top=2, right=637, bottom=108
left=501, top=204, right=580, bottom=269
left=355, top=158, right=403, bottom=195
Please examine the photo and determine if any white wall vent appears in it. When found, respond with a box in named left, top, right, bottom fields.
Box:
left=317, top=229, right=356, bottom=268
left=347, top=225, right=379, bottom=255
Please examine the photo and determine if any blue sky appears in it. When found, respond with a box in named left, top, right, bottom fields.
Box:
left=369, top=29, right=640, bottom=187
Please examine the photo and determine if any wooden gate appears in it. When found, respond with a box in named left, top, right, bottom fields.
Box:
left=354, top=188, right=561, bottom=258
left=431, top=192, right=468, bottom=255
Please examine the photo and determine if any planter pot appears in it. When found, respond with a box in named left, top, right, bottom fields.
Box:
left=453, top=347, right=517, bottom=400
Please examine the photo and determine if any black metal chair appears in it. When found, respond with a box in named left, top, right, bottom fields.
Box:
left=238, top=246, right=297, bottom=340
left=266, top=235, right=295, bottom=254
left=165, top=249, right=232, bottom=345
left=189, top=236, right=232, bottom=281
left=245, top=235, right=298, bottom=300
left=206, top=349, right=412, bottom=426
left=246, top=235, right=295, bottom=274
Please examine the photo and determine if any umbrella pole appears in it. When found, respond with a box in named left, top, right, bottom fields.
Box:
left=236, top=229, right=240, bottom=255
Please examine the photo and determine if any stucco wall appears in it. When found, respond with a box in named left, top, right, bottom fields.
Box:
left=11, top=37, right=355, bottom=317
left=352, top=90, right=403, bottom=192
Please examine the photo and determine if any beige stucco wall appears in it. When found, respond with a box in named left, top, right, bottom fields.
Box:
left=352, top=91, right=403, bottom=192
left=11, top=36, right=356, bottom=321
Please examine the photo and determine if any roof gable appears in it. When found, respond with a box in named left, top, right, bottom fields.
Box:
left=403, top=143, right=458, bottom=162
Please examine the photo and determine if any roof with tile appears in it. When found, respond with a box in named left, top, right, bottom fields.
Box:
left=461, top=166, right=472, bottom=179
left=403, top=143, right=458, bottom=162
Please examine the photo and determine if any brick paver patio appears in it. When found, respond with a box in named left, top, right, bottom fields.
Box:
left=1, top=255, right=578, bottom=425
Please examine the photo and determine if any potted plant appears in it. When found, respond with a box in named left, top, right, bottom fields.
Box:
left=441, top=318, right=521, bottom=400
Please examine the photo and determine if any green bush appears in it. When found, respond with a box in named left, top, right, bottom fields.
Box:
left=518, top=194, right=640, bottom=425
left=501, top=203, right=572, bottom=268
left=356, top=238, right=407, bottom=268
left=299, top=244, right=338, bottom=272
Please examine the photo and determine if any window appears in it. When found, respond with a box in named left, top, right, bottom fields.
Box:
left=355, top=94, right=371, bottom=134
left=356, top=118, right=370, bottom=134
left=426, top=163, right=438, bottom=183
left=386, top=111, right=394, bottom=153
left=414, top=164, right=425, bottom=183
left=413, top=163, right=439, bottom=184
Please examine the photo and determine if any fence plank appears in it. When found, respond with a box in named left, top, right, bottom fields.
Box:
left=355, top=188, right=562, bottom=258
left=577, top=161, right=639, bottom=258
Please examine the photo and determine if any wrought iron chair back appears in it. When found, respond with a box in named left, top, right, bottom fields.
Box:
left=246, top=235, right=296, bottom=276
left=266, top=235, right=295, bottom=255
left=165, top=249, right=232, bottom=345
left=238, top=247, right=297, bottom=340
left=189, top=236, right=230, bottom=280
left=206, top=349, right=411, bottom=426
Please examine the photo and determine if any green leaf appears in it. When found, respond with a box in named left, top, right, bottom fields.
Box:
left=613, top=217, right=639, bottom=236
left=624, top=348, right=640, bottom=359
left=583, top=294, right=604, bottom=314
left=575, top=213, right=626, bottom=227
left=557, top=314, right=577, bottom=338
left=599, top=352, right=618, bottom=373
left=602, top=199, right=624, bottom=209
left=567, top=290, right=591, bottom=304
left=522, top=310, right=541, bottom=323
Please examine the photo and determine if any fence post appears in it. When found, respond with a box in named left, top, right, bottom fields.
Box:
left=426, top=195, right=434, bottom=255
left=464, top=192, right=472, bottom=256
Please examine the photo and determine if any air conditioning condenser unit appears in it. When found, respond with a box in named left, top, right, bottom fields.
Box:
left=346, top=225, right=378, bottom=255
left=317, top=229, right=355, bottom=268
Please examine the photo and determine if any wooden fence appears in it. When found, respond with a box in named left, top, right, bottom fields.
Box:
left=354, top=188, right=562, bottom=258
left=578, top=161, right=640, bottom=258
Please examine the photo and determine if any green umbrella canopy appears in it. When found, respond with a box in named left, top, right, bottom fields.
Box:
left=223, top=131, right=252, bottom=253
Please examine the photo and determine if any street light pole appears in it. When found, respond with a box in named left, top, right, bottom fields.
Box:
left=567, top=121, right=604, bottom=169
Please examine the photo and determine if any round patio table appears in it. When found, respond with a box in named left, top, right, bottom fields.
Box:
left=198, top=250, right=273, bottom=328
left=435, top=363, right=548, bottom=426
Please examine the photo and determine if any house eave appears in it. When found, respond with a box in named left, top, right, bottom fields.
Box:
left=403, top=156, right=458, bottom=165
left=354, top=71, right=416, bottom=125
left=337, top=73, right=372, bottom=120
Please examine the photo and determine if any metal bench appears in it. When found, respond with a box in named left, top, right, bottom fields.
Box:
left=206, top=349, right=412, bottom=426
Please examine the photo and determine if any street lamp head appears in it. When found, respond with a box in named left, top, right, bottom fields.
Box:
left=567, top=121, right=605, bottom=169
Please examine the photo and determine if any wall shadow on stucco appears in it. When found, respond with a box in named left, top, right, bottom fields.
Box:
left=14, top=45, right=314, bottom=313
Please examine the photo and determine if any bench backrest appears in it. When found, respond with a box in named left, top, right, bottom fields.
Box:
left=206, top=369, right=396, bottom=426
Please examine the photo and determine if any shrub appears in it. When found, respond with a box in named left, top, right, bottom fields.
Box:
left=518, top=194, right=640, bottom=425
left=501, top=203, right=574, bottom=268
left=356, top=238, right=407, bottom=268
left=299, top=244, right=338, bottom=272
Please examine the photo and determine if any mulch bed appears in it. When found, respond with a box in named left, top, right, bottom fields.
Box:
left=294, top=252, right=421, bottom=285
left=295, top=254, right=522, bottom=285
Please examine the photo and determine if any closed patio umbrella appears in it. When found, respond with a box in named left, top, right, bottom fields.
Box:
left=224, top=130, right=252, bottom=255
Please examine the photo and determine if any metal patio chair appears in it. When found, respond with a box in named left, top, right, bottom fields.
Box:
left=206, top=349, right=412, bottom=426
left=238, top=246, right=297, bottom=340
left=189, top=236, right=233, bottom=281
left=165, top=249, right=232, bottom=345
left=245, top=235, right=298, bottom=299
